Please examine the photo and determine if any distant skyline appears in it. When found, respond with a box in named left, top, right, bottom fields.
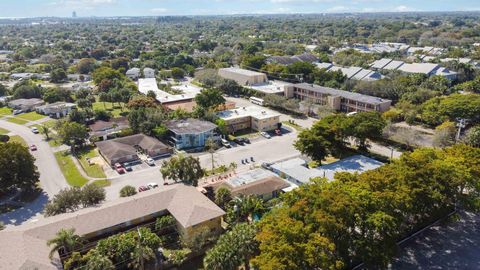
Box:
left=0, top=0, right=479, bottom=18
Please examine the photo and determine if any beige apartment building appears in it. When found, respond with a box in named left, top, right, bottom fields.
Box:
left=218, top=67, right=268, bottom=86
left=217, top=106, right=281, bottom=133
left=293, top=83, right=392, bottom=113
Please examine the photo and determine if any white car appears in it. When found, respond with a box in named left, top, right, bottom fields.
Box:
left=31, top=127, right=39, bottom=134
left=221, top=138, right=231, bottom=148
left=145, top=158, right=155, bottom=166
left=147, top=182, right=159, bottom=189
left=260, top=132, right=271, bottom=139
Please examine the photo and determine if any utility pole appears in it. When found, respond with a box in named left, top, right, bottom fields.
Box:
left=137, top=228, right=144, bottom=270
left=455, top=118, right=466, bottom=142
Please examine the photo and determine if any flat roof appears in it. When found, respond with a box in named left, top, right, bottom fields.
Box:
left=294, top=83, right=391, bottom=105
left=398, top=63, right=439, bottom=74
left=165, top=118, right=217, bottom=134
left=226, top=168, right=279, bottom=187
left=219, top=67, right=266, bottom=77
left=271, top=155, right=384, bottom=184
left=249, top=80, right=292, bottom=94
left=217, top=106, right=281, bottom=121
left=138, top=78, right=194, bottom=104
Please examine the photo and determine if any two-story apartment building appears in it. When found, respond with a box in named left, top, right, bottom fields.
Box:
left=292, top=83, right=392, bottom=113
left=0, top=185, right=225, bottom=270
left=217, top=106, right=281, bottom=133
left=165, top=118, right=219, bottom=150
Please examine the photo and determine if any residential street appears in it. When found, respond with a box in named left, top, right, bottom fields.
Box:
left=0, top=119, right=68, bottom=197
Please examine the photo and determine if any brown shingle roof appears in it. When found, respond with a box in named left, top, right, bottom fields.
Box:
left=95, top=134, right=169, bottom=161
left=88, top=117, right=129, bottom=132
left=222, top=176, right=290, bottom=197
left=0, top=185, right=225, bottom=270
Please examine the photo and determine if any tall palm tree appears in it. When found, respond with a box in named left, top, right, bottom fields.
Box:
left=204, top=137, right=217, bottom=171
left=47, top=228, right=83, bottom=260
left=129, top=229, right=156, bottom=270
left=41, top=125, right=50, bottom=141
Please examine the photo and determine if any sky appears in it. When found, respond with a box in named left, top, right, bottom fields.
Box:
left=0, top=0, right=478, bottom=18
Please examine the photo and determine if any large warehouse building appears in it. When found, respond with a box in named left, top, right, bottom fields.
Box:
left=218, top=67, right=268, bottom=86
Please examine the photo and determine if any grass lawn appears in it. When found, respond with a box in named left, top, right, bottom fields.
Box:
left=77, top=147, right=107, bottom=178
left=0, top=107, right=12, bottom=116
left=0, top=127, right=8, bottom=135
left=9, top=135, right=27, bottom=147
left=282, top=121, right=304, bottom=132
left=41, top=119, right=58, bottom=129
left=54, top=151, right=89, bottom=187
left=92, top=100, right=128, bottom=118
left=48, top=136, right=63, bottom=147
left=93, top=179, right=111, bottom=188
left=16, top=112, right=46, bottom=121
left=7, top=117, right=30, bottom=125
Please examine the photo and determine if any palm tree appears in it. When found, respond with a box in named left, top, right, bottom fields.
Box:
left=229, top=195, right=265, bottom=224
left=41, top=125, right=50, bottom=141
left=47, top=228, right=83, bottom=260
left=129, top=228, right=156, bottom=270
left=85, top=250, right=115, bottom=270
left=204, top=137, right=217, bottom=171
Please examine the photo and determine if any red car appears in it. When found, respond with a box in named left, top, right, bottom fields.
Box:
left=275, top=129, right=282, bottom=136
left=114, top=163, right=125, bottom=174
left=29, top=144, right=37, bottom=151
left=138, top=186, right=150, bottom=192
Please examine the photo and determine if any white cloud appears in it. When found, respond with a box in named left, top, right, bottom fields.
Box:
left=150, top=8, right=168, bottom=13
left=326, top=5, right=348, bottom=12
left=394, top=5, right=414, bottom=12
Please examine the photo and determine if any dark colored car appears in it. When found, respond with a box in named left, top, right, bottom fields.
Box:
left=240, top=138, right=251, bottom=144
left=233, top=138, right=244, bottom=145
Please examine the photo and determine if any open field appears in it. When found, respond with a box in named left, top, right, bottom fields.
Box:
left=77, top=147, right=107, bottom=178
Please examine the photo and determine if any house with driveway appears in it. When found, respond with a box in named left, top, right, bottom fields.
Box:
left=7, top=98, right=45, bottom=112
left=165, top=118, right=219, bottom=150
left=36, top=102, right=77, bottom=118
left=95, top=133, right=172, bottom=166
left=88, top=117, right=130, bottom=141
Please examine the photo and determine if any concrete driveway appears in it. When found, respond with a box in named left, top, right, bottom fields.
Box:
left=0, top=119, right=68, bottom=197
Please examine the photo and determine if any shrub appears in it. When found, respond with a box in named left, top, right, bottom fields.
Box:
left=119, top=185, right=137, bottom=197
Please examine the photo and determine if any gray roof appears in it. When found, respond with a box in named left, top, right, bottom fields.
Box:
left=166, top=118, right=217, bottom=134
left=398, top=63, right=440, bottom=75
left=95, top=133, right=169, bottom=161
left=383, top=60, right=405, bottom=70
left=271, top=155, right=384, bottom=184
left=370, top=58, right=393, bottom=69
left=0, top=185, right=225, bottom=270
left=294, top=83, right=391, bottom=105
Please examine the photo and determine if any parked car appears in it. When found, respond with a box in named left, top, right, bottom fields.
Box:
left=124, top=165, right=132, bottom=172
left=147, top=182, right=159, bottom=189
left=260, top=132, right=271, bottom=139
left=275, top=129, right=282, bottom=136
left=240, top=138, right=251, bottom=144
left=138, top=186, right=149, bottom=192
left=114, top=163, right=125, bottom=174
left=31, top=127, right=39, bottom=134
left=221, top=138, right=231, bottom=148
left=29, top=144, right=37, bottom=151
left=233, top=138, right=244, bottom=145
left=12, top=109, right=23, bottom=115
left=145, top=158, right=155, bottom=166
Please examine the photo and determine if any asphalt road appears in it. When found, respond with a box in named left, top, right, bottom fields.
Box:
left=0, top=119, right=68, bottom=197
left=103, top=128, right=301, bottom=201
